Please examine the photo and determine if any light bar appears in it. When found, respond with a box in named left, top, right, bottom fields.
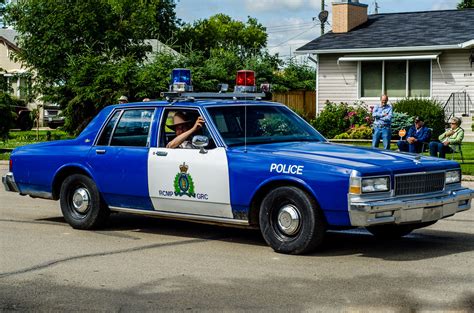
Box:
left=170, top=68, right=193, bottom=92
left=235, top=70, right=256, bottom=93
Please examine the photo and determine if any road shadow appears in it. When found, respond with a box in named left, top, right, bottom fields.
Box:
left=37, top=213, right=474, bottom=261
left=1, top=274, right=473, bottom=312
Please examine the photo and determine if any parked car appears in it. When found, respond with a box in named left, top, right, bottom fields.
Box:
left=43, top=105, right=65, bottom=129
left=11, top=105, right=33, bottom=131
left=3, top=95, right=473, bottom=254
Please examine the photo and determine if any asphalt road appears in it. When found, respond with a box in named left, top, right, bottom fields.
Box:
left=1, top=163, right=473, bottom=312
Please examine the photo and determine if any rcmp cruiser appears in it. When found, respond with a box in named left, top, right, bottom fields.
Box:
left=3, top=69, right=474, bottom=255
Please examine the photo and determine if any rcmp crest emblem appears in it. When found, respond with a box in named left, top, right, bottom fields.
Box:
left=174, top=162, right=196, bottom=197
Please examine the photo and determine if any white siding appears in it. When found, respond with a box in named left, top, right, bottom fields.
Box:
left=316, top=50, right=474, bottom=114
left=317, top=54, right=359, bottom=113
left=432, top=50, right=474, bottom=104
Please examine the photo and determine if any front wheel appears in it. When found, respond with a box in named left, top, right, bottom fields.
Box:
left=259, top=186, right=326, bottom=255
left=60, top=174, right=109, bottom=229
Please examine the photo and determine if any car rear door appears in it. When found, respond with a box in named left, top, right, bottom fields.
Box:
left=87, top=107, right=158, bottom=210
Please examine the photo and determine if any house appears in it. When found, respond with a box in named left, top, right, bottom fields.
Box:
left=0, top=28, right=32, bottom=104
left=296, top=1, right=474, bottom=126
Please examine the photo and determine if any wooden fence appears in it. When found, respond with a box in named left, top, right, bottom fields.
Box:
left=272, top=91, right=316, bottom=119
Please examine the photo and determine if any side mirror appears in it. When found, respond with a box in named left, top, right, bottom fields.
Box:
left=192, top=135, right=209, bottom=154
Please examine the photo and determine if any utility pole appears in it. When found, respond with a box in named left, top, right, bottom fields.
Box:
left=321, top=0, right=325, bottom=35
left=374, top=0, right=380, bottom=14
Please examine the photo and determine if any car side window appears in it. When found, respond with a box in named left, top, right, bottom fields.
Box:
left=97, top=111, right=121, bottom=146
left=159, top=108, right=216, bottom=149
left=109, top=109, right=154, bottom=147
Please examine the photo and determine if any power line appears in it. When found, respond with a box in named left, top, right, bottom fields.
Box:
left=267, top=25, right=318, bottom=34
left=265, top=22, right=315, bottom=29
left=268, top=26, right=317, bottom=48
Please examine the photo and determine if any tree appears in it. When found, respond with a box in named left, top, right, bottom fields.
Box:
left=0, top=91, right=14, bottom=141
left=176, top=14, right=267, bottom=59
left=6, top=0, right=181, bottom=132
left=457, top=0, right=474, bottom=9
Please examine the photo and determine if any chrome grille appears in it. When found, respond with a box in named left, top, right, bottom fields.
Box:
left=394, top=172, right=445, bottom=196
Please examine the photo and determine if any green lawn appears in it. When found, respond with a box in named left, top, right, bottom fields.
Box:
left=2, top=132, right=474, bottom=175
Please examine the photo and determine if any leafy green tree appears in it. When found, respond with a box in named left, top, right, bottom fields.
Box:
left=176, top=14, right=267, bottom=59
left=457, top=0, right=474, bottom=9
left=271, top=61, right=315, bottom=92
left=0, top=92, right=14, bottom=141
left=6, top=0, right=180, bottom=132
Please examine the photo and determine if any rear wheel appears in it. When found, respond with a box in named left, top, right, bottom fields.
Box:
left=259, top=186, right=326, bottom=254
left=60, top=174, right=109, bottom=229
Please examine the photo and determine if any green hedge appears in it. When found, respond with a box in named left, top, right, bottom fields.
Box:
left=311, top=101, right=371, bottom=139
left=393, top=98, right=445, bottom=138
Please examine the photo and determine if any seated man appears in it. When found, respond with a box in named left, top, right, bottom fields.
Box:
left=397, top=116, right=431, bottom=153
left=166, top=111, right=205, bottom=149
left=430, top=117, right=464, bottom=158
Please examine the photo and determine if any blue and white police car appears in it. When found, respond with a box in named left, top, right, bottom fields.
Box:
left=3, top=69, right=473, bottom=255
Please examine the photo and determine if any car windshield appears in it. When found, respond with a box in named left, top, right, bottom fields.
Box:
left=206, top=105, right=325, bottom=147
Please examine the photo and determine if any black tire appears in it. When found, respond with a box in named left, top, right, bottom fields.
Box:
left=366, top=224, right=415, bottom=240
left=18, top=113, right=33, bottom=131
left=259, top=186, right=326, bottom=255
left=60, top=174, right=109, bottom=229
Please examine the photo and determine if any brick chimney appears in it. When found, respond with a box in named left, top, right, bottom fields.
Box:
left=332, top=0, right=368, bottom=33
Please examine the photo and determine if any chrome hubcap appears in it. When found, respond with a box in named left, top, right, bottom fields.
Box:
left=277, top=204, right=301, bottom=236
left=72, top=188, right=90, bottom=214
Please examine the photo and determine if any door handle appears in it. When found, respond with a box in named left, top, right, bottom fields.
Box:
left=154, top=151, right=168, bottom=156
left=96, top=149, right=106, bottom=155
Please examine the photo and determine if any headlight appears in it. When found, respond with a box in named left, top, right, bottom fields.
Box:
left=445, top=170, right=461, bottom=184
left=361, top=177, right=390, bottom=193
left=349, top=171, right=390, bottom=194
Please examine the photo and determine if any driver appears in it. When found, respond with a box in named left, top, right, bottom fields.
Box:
left=166, top=111, right=205, bottom=149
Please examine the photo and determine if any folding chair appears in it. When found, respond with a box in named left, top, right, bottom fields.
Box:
left=450, top=143, right=464, bottom=163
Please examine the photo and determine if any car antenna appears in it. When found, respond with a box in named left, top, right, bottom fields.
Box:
left=244, top=104, right=247, bottom=153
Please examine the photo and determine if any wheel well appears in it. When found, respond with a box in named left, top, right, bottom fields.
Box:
left=248, top=180, right=321, bottom=227
left=52, top=166, right=91, bottom=200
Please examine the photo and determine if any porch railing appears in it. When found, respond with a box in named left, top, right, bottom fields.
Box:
left=443, top=91, right=472, bottom=122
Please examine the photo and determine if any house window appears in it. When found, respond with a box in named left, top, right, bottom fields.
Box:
left=385, top=61, right=406, bottom=97
left=361, top=61, right=382, bottom=97
left=360, top=60, right=431, bottom=98
left=409, top=61, right=430, bottom=97
left=19, top=77, right=28, bottom=99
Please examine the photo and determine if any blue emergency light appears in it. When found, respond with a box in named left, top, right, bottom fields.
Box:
left=170, top=68, right=193, bottom=92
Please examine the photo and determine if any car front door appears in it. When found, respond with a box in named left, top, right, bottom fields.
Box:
left=147, top=108, right=233, bottom=218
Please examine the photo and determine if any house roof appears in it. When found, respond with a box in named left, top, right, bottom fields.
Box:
left=296, top=9, right=474, bottom=54
left=0, top=28, right=19, bottom=47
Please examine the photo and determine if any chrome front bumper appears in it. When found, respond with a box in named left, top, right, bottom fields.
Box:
left=349, top=187, right=473, bottom=227
left=2, top=172, right=19, bottom=192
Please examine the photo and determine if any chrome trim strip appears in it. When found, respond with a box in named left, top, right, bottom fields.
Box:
left=109, top=206, right=250, bottom=226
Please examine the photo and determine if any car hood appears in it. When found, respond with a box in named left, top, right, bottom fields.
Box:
left=235, top=142, right=459, bottom=175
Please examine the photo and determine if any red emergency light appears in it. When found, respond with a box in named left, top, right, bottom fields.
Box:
left=235, top=70, right=256, bottom=92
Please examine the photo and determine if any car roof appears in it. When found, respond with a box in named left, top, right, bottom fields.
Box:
left=111, top=99, right=285, bottom=110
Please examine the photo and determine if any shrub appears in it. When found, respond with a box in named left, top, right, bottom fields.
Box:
left=334, top=125, right=372, bottom=140
left=311, top=101, right=371, bottom=139
left=393, top=98, right=445, bottom=138
left=391, top=112, right=414, bottom=138
left=0, top=93, right=14, bottom=141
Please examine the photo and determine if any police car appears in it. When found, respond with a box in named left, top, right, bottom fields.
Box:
left=3, top=69, right=473, bottom=255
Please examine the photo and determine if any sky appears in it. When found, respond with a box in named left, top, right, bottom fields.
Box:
left=175, top=0, right=460, bottom=62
